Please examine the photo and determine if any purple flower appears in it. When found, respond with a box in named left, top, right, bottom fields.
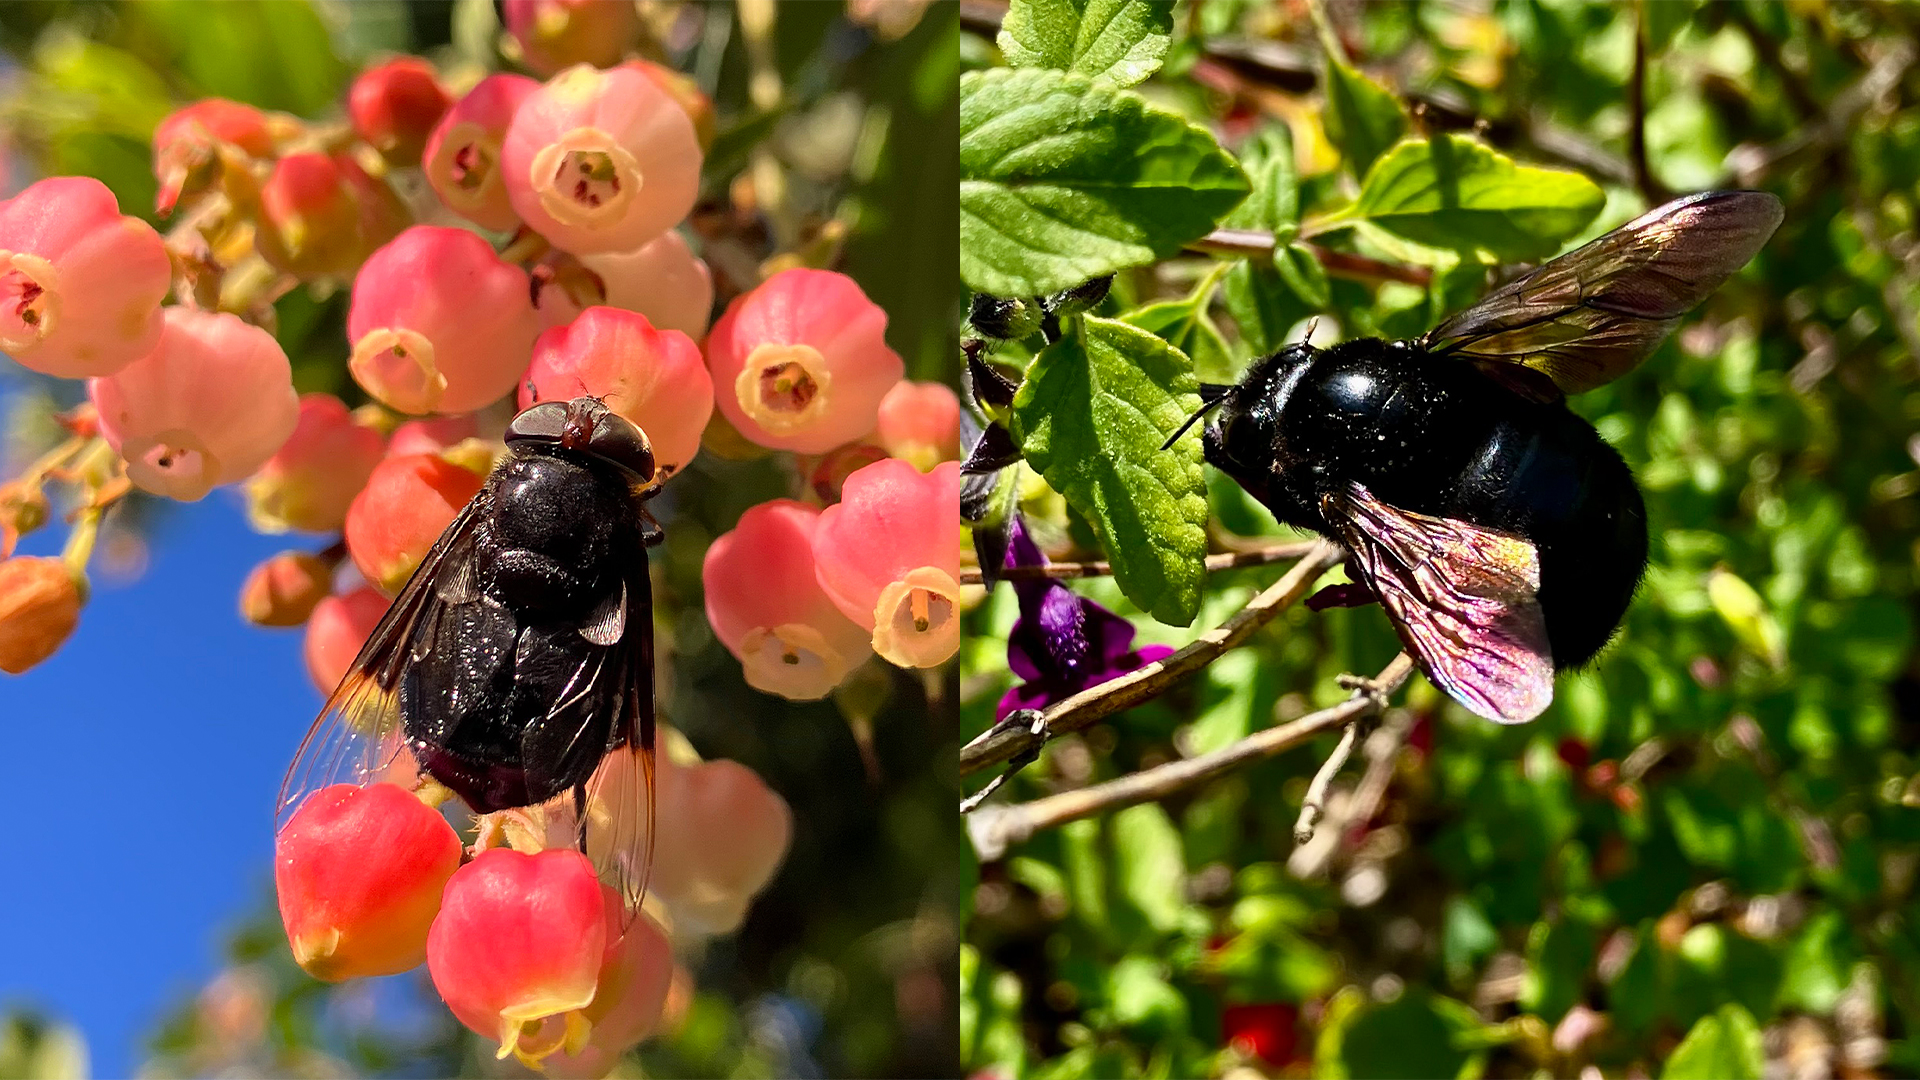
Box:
left=997, top=515, right=1175, bottom=719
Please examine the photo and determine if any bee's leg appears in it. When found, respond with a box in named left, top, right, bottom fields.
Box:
left=573, top=783, right=590, bottom=855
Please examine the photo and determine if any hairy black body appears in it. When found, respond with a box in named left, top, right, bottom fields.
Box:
left=400, top=447, right=650, bottom=813
left=1205, top=338, right=1648, bottom=667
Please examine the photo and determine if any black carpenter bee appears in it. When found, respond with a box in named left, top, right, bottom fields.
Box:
left=1168, top=190, right=1783, bottom=723
left=278, top=396, right=664, bottom=906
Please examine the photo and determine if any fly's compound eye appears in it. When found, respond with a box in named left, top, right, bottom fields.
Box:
left=586, top=411, right=657, bottom=482
left=505, top=400, right=572, bottom=444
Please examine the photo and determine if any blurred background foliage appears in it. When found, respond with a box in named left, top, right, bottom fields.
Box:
left=0, top=0, right=960, bottom=1076
left=961, top=0, right=1920, bottom=1077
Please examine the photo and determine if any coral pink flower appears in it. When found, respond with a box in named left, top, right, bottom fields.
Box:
left=257, top=153, right=406, bottom=280
left=520, top=307, right=711, bottom=472
left=275, top=782, right=462, bottom=981
left=500, top=64, right=701, bottom=254
left=348, top=227, right=540, bottom=415
left=245, top=393, right=384, bottom=534
left=423, top=74, right=540, bottom=231
left=620, top=60, right=716, bottom=150
left=428, top=848, right=609, bottom=1066
left=387, top=413, right=485, bottom=458
left=705, top=269, right=904, bottom=454
left=703, top=500, right=873, bottom=700
left=345, top=452, right=488, bottom=595
left=544, top=886, right=673, bottom=1072
left=349, top=56, right=452, bottom=165
left=304, top=586, right=390, bottom=694
left=89, top=308, right=300, bottom=502
left=504, top=0, right=643, bottom=76
left=813, top=459, right=960, bottom=668
left=876, top=380, right=960, bottom=470
left=152, top=99, right=279, bottom=215
left=239, top=551, right=334, bottom=627
left=0, top=177, right=170, bottom=378
left=535, top=230, right=714, bottom=339
left=650, top=759, right=793, bottom=937
left=0, top=556, right=81, bottom=674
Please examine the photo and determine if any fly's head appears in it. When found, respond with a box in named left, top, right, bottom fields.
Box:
left=508, top=397, right=665, bottom=496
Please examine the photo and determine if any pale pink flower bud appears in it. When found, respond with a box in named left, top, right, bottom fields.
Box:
left=344, top=452, right=487, bottom=595
left=348, top=227, right=540, bottom=415
left=0, top=177, right=170, bottom=378
left=548, top=886, right=673, bottom=1068
left=535, top=230, right=714, bottom=339
left=304, top=586, right=389, bottom=694
left=428, top=848, right=608, bottom=1067
left=504, top=0, right=643, bottom=76
left=703, top=500, right=873, bottom=700
left=0, top=556, right=82, bottom=675
left=349, top=56, right=452, bottom=165
left=423, top=74, right=539, bottom=231
left=89, top=308, right=300, bottom=502
left=501, top=64, right=701, bottom=254
left=152, top=99, right=279, bottom=216
left=520, top=307, right=711, bottom=472
left=705, top=269, right=903, bottom=454
left=813, top=459, right=959, bottom=668
left=245, top=394, right=384, bottom=534
left=651, top=759, right=793, bottom=936
left=276, top=782, right=462, bottom=981
left=257, top=153, right=406, bottom=280
left=876, top=380, right=960, bottom=471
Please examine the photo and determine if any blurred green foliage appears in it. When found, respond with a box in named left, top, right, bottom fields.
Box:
left=962, top=1, right=1920, bottom=1077
left=1, top=1, right=960, bottom=1076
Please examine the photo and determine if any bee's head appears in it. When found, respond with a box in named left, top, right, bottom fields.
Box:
left=1186, top=343, right=1317, bottom=499
left=508, top=397, right=660, bottom=486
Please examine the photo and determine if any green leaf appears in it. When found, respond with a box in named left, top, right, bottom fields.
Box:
left=1222, top=261, right=1310, bottom=358
left=1105, top=956, right=1188, bottom=1034
left=1111, top=804, right=1187, bottom=934
left=1321, top=57, right=1407, bottom=180
left=1336, top=134, right=1605, bottom=263
left=124, top=0, right=349, bottom=116
left=960, top=68, right=1250, bottom=297
left=1223, top=127, right=1300, bottom=244
left=998, top=0, right=1173, bottom=88
left=1662, top=1004, right=1764, bottom=1080
left=1011, top=316, right=1208, bottom=625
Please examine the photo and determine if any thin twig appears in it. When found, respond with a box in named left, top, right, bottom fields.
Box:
left=1289, top=705, right=1414, bottom=879
left=1293, top=716, right=1365, bottom=844
left=961, top=541, right=1319, bottom=587
left=1625, top=0, right=1668, bottom=204
left=966, top=653, right=1415, bottom=860
left=1726, top=39, right=1912, bottom=187
left=959, top=541, right=1346, bottom=778
left=1186, top=233, right=1433, bottom=288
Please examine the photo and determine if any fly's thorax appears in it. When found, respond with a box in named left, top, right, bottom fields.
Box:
left=478, top=448, right=635, bottom=616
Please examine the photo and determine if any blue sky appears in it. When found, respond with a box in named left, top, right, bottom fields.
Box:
left=2, top=382, right=320, bottom=1077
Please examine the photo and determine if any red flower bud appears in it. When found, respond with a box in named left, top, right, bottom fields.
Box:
left=813, top=460, right=960, bottom=668
left=349, top=56, right=452, bottom=165
left=1221, top=1002, right=1299, bottom=1067
left=276, top=782, right=462, bottom=981
left=344, top=452, right=488, bottom=595
left=256, top=153, right=405, bottom=280
left=428, top=848, right=608, bottom=1066
left=152, top=98, right=278, bottom=216
left=245, top=394, right=384, bottom=534
left=303, top=586, right=390, bottom=694
left=239, top=551, right=334, bottom=627
left=0, top=556, right=82, bottom=674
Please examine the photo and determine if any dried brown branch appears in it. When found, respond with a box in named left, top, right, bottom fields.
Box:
left=966, top=652, right=1415, bottom=861
left=959, top=541, right=1347, bottom=778
left=1289, top=702, right=1415, bottom=879
left=962, top=541, right=1319, bottom=587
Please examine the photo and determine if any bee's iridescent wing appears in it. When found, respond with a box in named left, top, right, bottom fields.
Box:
left=275, top=492, right=491, bottom=831
left=1422, top=190, right=1784, bottom=401
left=1322, top=483, right=1553, bottom=724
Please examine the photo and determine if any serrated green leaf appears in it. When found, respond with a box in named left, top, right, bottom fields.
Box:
left=1662, top=1004, right=1764, bottom=1080
left=1222, top=260, right=1310, bottom=358
left=1335, top=134, right=1605, bottom=262
left=1322, top=57, right=1407, bottom=179
left=1010, top=316, right=1208, bottom=625
left=960, top=68, right=1250, bottom=297
left=1223, top=126, right=1300, bottom=244
left=998, top=0, right=1173, bottom=88
left=1276, top=244, right=1331, bottom=309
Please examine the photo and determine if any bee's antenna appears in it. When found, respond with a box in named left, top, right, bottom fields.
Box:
left=1161, top=384, right=1233, bottom=451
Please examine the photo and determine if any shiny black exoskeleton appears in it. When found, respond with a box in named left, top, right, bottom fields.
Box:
left=1205, top=339, right=1647, bottom=667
